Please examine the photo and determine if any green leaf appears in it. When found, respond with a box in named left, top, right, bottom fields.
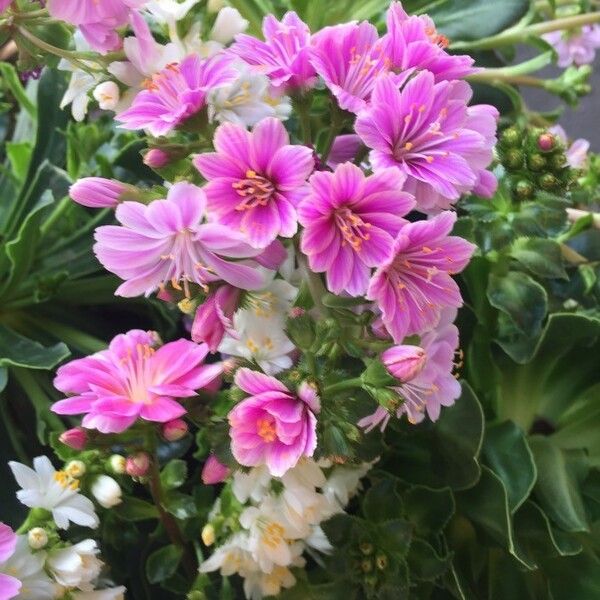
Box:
left=164, top=491, right=197, bottom=520
left=528, top=436, right=589, bottom=533
left=114, top=497, right=159, bottom=522
left=427, top=0, right=529, bottom=41
left=407, top=538, right=450, bottom=581
left=160, top=459, right=188, bottom=490
left=0, top=63, right=37, bottom=118
left=0, top=325, right=69, bottom=370
left=483, top=421, right=537, bottom=513
left=321, top=514, right=359, bottom=548
left=377, top=518, right=412, bottom=557
left=404, top=485, right=455, bottom=535
left=487, top=270, right=548, bottom=338
left=362, top=479, right=403, bottom=522
left=145, top=544, right=183, bottom=584
left=510, top=237, right=567, bottom=279
left=0, top=368, right=7, bottom=394
left=6, top=142, right=32, bottom=183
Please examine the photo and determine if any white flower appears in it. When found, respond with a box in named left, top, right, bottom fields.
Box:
left=232, top=466, right=272, bottom=504
left=9, top=456, right=99, bottom=530
left=219, top=310, right=295, bottom=375
left=72, top=587, right=127, bottom=600
left=239, top=497, right=303, bottom=572
left=93, top=82, right=120, bottom=111
left=199, top=533, right=255, bottom=577
left=145, top=0, right=202, bottom=24
left=0, top=537, right=54, bottom=600
left=322, top=463, right=372, bottom=510
left=210, top=7, right=248, bottom=45
left=243, top=565, right=298, bottom=600
left=305, top=525, right=333, bottom=554
left=244, top=279, right=298, bottom=323
left=208, top=65, right=292, bottom=128
left=47, top=539, right=102, bottom=591
left=90, top=475, right=122, bottom=509
left=59, top=32, right=102, bottom=121
left=27, top=528, right=48, bottom=550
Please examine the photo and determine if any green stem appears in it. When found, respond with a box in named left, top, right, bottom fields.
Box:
left=40, top=197, right=72, bottom=238
left=452, top=11, right=600, bottom=50
left=295, top=243, right=329, bottom=318
left=22, top=316, right=107, bottom=354
left=324, top=377, right=363, bottom=395
left=320, top=103, right=346, bottom=164
left=293, top=93, right=313, bottom=146
left=0, top=393, right=29, bottom=463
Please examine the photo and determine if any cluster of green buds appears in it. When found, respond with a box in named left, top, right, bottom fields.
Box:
left=498, top=125, right=574, bottom=200
left=355, top=540, right=389, bottom=591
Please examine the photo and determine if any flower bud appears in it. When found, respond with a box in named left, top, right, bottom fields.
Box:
left=143, top=148, right=170, bottom=169
left=91, top=475, right=123, bottom=508
left=162, top=418, right=189, bottom=442
left=515, top=179, right=534, bottom=199
left=201, top=524, right=216, bottom=546
left=539, top=173, right=559, bottom=190
left=109, top=454, right=127, bottom=475
left=28, top=527, right=48, bottom=550
left=501, top=126, right=520, bottom=147
left=59, top=427, right=87, bottom=450
left=537, top=132, right=556, bottom=152
left=201, top=454, right=230, bottom=484
left=210, top=7, right=249, bottom=44
left=527, top=153, right=546, bottom=172
left=382, top=345, right=426, bottom=382
left=126, top=452, right=150, bottom=478
left=93, top=81, right=120, bottom=111
left=65, top=460, right=86, bottom=479
left=70, top=177, right=128, bottom=208
left=207, top=0, right=226, bottom=13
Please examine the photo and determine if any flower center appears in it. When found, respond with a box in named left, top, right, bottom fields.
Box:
left=121, top=343, right=157, bottom=404
left=232, top=170, right=275, bottom=211
left=261, top=521, right=285, bottom=548
left=54, top=470, right=79, bottom=491
left=257, top=415, right=277, bottom=442
left=248, top=291, right=277, bottom=317
left=334, top=207, right=371, bottom=251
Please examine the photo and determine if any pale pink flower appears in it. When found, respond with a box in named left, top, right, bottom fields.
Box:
left=94, top=182, right=269, bottom=297
left=543, top=25, right=600, bottom=67
left=0, top=523, right=20, bottom=600
left=70, top=177, right=129, bottom=208
left=194, top=118, right=314, bottom=248
left=382, top=345, right=426, bottom=382
left=229, top=368, right=319, bottom=477
left=298, top=163, right=414, bottom=296
left=52, top=329, right=221, bottom=433
left=550, top=125, right=590, bottom=169
left=367, top=211, right=475, bottom=342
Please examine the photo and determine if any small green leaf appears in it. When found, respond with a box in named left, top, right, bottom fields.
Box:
left=362, top=479, right=403, bottom=522
left=407, top=538, right=450, bottom=581
left=377, top=518, right=412, bottom=556
left=160, top=459, right=188, bottom=490
left=164, top=491, right=197, bottom=520
left=510, top=237, right=567, bottom=279
left=114, top=497, right=159, bottom=522
left=404, top=485, right=455, bottom=535
left=146, top=544, right=183, bottom=584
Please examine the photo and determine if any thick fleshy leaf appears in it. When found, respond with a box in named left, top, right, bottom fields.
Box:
left=0, top=325, right=69, bottom=370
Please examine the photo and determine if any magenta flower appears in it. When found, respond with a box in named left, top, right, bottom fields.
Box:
left=94, top=182, right=269, bottom=297
left=191, top=285, right=241, bottom=352
left=52, top=329, right=222, bottom=434
left=201, top=454, right=231, bottom=484
left=310, top=21, right=389, bottom=114
left=47, top=0, right=146, bottom=53
left=355, top=72, right=498, bottom=212
left=0, top=0, right=12, bottom=14
left=382, top=1, right=476, bottom=82
left=327, top=134, right=363, bottom=169
left=229, top=368, right=319, bottom=477
left=544, top=25, right=600, bottom=67
left=70, top=177, right=129, bottom=208
left=117, top=54, right=237, bottom=136
left=230, top=11, right=316, bottom=89
left=367, top=211, right=475, bottom=342
left=0, top=523, right=20, bottom=600
left=298, top=163, right=414, bottom=296
left=194, top=118, right=314, bottom=248
left=359, top=309, right=461, bottom=430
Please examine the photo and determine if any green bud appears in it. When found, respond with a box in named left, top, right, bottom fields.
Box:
left=360, top=542, right=374, bottom=555
left=504, top=149, right=524, bottom=170
left=550, top=153, right=567, bottom=171
left=515, top=179, right=534, bottom=200
left=527, top=153, right=546, bottom=171
left=539, top=173, right=559, bottom=190
left=361, top=559, right=373, bottom=573
left=375, top=554, right=388, bottom=570
left=361, top=359, right=396, bottom=388
left=501, top=126, right=521, bottom=147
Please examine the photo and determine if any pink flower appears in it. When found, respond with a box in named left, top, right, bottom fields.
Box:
left=70, top=177, right=130, bottom=208
left=0, top=523, right=20, bottom=600
left=359, top=309, right=461, bottom=429
left=327, top=134, right=363, bottom=169
left=355, top=72, right=498, bottom=212
left=194, top=118, right=314, bottom=248
left=382, top=345, right=426, bottom=382
left=382, top=2, right=476, bottom=82
left=94, top=182, right=269, bottom=297
left=126, top=452, right=150, bottom=477
left=59, top=427, right=88, bottom=450
left=162, top=418, right=189, bottom=441
left=201, top=454, right=231, bottom=484
left=117, top=54, right=237, bottom=136
left=47, top=0, right=146, bottom=53
left=367, top=211, right=475, bottom=342
left=52, top=329, right=222, bottom=434
left=310, top=21, right=389, bottom=114
left=0, top=0, right=12, bottom=14
left=543, top=25, right=600, bottom=67
left=229, top=368, right=319, bottom=477
left=230, top=11, right=316, bottom=89
left=298, top=163, right=414, bottom=296
left=191, top=285, right=241, bottom=352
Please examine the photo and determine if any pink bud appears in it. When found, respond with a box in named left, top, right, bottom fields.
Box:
left=201, top=454, right=230, bottom=484
left=69, top=177, right=128, bottom=208
left=538, top=133, right=556, bottom=152
left=382, top=345, right=427, bottom=382
left=192, top=285, right=240, bottom=352
left=162, top=418, right=188, bottom=442
left=126, top=452, right=151, bottom=477
left=59, top=428, right=88, bottom=450
left=289, top=307, right=305, bottom=318
left=143, top=148, right=170, bottom=169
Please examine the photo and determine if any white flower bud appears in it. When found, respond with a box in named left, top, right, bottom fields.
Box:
left=109, top=454, right=127, bottom=475
left=91, top=475, right=122, bottom=508
left=28, top=527, right=48, bottom=550
left=65, top=460, right=86, bottom=479
left=201, top=524, right=215, bottom=546
left=93, top=81, right=120, bottom=111
left=207, top=0, right=225, bottom=12
left=210, top=7, right=248, bottom=44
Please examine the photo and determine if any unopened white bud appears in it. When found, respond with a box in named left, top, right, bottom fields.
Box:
left=93, top=81, right=120, bottom=111
left=210, top=7, right=249, bottom=44
left=109, top=454, right=127, bottom=475
left=28, top=527, right=48, bottom=550
left=65, top=460, right=86, bottom=479
left=91, top=475, right=122, bottom=508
